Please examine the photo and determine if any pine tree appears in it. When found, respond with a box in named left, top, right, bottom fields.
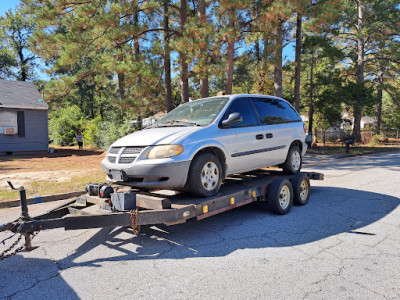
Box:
left=0, top=6, right=36, bottom=81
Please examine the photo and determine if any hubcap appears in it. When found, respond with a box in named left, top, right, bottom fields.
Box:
left=201, top=162, right=219, bottom=191
left=299, top=180, right=309, bottom=200
left=279, top=185, right=290, bottom=209
left=291, top=151, right=301, bottom=170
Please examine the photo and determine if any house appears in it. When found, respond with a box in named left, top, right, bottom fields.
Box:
left=361, top=116, right=374, bottom=129
left=0, top=79, right=49, bottom=153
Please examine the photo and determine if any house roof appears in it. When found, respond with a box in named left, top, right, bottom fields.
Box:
left=0, top=79, right=48, bottom=110
left=361, top=116, right=374, bottom=123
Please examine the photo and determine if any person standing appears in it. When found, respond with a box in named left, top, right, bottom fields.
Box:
left=76, top=132, right=85, bottom=151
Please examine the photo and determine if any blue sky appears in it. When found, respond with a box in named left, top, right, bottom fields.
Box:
left=0, top=0, right=19, bottom=16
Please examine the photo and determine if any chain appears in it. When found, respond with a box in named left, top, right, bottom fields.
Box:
left=1, top=232, right=18, bottom=245
left=130, top=209, right=141, bottom=234
left=0, top=227, right=41, bottom=261
left=0, top=234, right=24, bottom=261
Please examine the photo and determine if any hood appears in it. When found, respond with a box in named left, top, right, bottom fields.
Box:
left=111, top=126, right=200, bottom=147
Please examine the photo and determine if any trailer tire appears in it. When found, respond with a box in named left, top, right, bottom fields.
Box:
left=187, top=153, right=223, bottom=197
left=291, top=173, right=310, bottom=206
left=281, top=145, right=302, bottom=175
left=267, top=178, right=293, bottom=215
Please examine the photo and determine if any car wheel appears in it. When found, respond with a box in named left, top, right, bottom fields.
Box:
left=282, top=145, right=302, bottom=175
left=268, top=178, right=293, bottom=215
left=187, top=153, right=223, bottom=197
left=290, top=173, right=310, bottom=206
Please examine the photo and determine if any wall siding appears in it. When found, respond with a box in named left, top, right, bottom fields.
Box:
left=0, top=108, right=48, bottom=152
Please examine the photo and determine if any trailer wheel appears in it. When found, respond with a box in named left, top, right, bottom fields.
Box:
left=187, top=152, right=222, bottom=197
left=291, top=173, right=310, bottom=206
left=267, top=178, right=293, bottom=215
left=281, top=145, right=302, bottom=175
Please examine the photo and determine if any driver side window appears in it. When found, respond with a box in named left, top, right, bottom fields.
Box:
left=223, top=98, right=258, bottom=128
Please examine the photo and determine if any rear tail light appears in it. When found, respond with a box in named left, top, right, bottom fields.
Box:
left=303, top=123, right=307, bottom=134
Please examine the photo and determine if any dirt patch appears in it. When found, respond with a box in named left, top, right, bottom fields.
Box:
left=0, top=147, right=106, bottom=201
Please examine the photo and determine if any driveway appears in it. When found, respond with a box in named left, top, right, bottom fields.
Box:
left=1, top=152, right=399, bottom=299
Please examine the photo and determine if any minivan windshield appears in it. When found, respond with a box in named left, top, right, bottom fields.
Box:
left=155, top=97, right=229, bottom=126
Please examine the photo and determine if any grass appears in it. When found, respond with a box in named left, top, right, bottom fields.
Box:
left=0, top=146, right=106, bottom=202
left=1, top=174, right=106, bottom=202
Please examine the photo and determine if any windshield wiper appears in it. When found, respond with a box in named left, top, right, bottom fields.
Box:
left=150, top=120, right=201, bottom=127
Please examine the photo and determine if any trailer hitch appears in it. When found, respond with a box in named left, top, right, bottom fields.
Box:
left=8, top=181, right=31, bottom=221
left=0, top=182, right=39, bottom=257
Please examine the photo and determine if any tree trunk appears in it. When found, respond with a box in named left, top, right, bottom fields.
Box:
left=226, top=37, right=234, bottom=95
left=225, top=12, right=235, bottom=95
left=294, top=13, right=302, bottom=112
left=374, top=66, right=383, bottom=134
left=17, top=48, right=27, bottom=81
left=134, top=11, right=142, bottom=118
left=353, top=0, right=365, bottom=143
left=117, top=72, right=125, bottom=117
left=163, top=0, right=173, bottom=112
left=308, top=49, right=315, bottom=137
left=253, top=4, right=261, bottom=65
left=273, top=21, right=283, bottom=98
left=198, top=0, right=209, bottom=98
left=179, top=0, right=189, bottom=103
left=90, top=83, right=95, bottom=119
left=255, top=40, right=260, bottom=64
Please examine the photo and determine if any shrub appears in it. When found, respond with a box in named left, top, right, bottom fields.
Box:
left=49, top=105, right=86, bottom=146
left=369, top=134, right=382, bottom=147
left=49, top=106, right=136, bottom=149
left=83, top=117, right=135, bottom=149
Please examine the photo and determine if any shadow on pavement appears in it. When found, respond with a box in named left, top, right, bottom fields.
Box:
left=1, top=186, right=398, bottom=298
left=0, top=255, right=79, bottom=299
left=50, top=186, right=400, bottom=266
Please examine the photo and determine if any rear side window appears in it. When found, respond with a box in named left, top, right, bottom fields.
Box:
left=280, top=101, right=302, bottom=123
left=223, top=98, right=258, bottom=128
left=253, top=98, right=286, bottom=125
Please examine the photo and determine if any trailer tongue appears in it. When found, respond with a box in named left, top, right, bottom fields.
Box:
left=0, top=170, right=323, bottom=258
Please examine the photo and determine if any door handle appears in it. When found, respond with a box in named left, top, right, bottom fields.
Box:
left=256, top=134, right=264, bottom=140
left=266, top=133, right=273, bottom=138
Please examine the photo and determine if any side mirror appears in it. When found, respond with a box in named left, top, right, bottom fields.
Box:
left=221, top=112, right=243, bottom=127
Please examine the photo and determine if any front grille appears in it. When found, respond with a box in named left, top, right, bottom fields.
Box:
left=119, top=156, right=136, bottom=164
left=124, top=147, right=145, bottom=154
left=108, top=156, right=116, bottom=163
left=109, top=147, right=122, bottom=154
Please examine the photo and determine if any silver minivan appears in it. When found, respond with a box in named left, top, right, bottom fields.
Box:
left=101, top=94, right=308, bottom=196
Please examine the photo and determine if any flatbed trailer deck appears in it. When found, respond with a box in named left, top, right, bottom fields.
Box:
left=0, top=170, right=323, bottom=254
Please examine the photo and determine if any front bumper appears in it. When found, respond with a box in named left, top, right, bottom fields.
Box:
left=102, top=160, right=191, bottom=190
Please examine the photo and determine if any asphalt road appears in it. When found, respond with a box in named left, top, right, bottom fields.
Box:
left=1, top=152, right=399, bottom=299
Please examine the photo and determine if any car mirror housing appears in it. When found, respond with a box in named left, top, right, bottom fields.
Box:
left=221, top=112, right=243, bottom=127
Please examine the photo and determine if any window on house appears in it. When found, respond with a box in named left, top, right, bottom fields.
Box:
left=0, top=111, right=18, bottom=135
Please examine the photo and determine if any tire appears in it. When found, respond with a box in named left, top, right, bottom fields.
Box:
left=281, top=145, right=302, bottom=175
left=290, top=173, right=310, bottom=206
left=267, top=178, right=293, bottom=215
left=186, top=153, right=223, bottom=197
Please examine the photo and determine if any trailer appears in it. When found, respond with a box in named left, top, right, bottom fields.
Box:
left=0, top=170, right=323, bottom=259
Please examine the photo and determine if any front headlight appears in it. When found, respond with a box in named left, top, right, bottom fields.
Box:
left=147, top=145, right=184, bottom=159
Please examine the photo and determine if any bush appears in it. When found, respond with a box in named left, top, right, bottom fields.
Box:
left=49, top=106, right=136, bottom=149
left=49, top=105, right=86, bottom=146
left=83, top=117, right=135, bottom=149
left=83, top=116, right=103, bottom=148
left=369, top=134, right=383, bottom=147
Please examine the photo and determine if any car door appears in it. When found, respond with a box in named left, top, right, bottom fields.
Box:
left=252, top=97, right=291, bottom=165
left=221, top=97, right=267, bottom=174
